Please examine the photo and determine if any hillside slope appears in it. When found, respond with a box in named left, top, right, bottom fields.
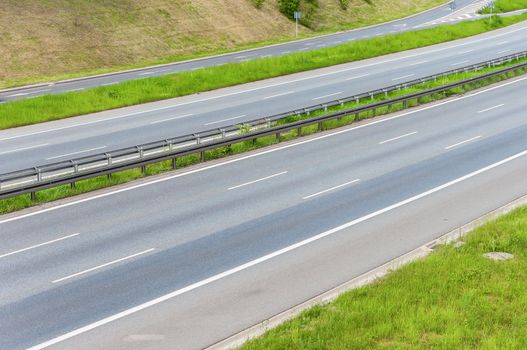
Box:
left=0, top=0, right=444, bottom=85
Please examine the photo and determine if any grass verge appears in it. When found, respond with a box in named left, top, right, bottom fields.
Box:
left=1, top=14, right=526, bottom=130
left=1, top=59, right=526, bottom=216
left=238, top=205, right=527, bottom=350
left=480, top=0, right=527, bottom=13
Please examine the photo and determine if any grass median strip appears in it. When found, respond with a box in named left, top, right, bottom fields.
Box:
left=480, top=0, right=527, bottom=13
left=1, top=14, right=527, bottom=130
left=1, top=59, right=526, bottom=216
left=238, top=205, right=527, bottom=350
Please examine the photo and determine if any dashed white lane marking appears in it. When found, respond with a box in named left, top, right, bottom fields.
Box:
left=228, top=171, right=288, bottom=190
left=138, top=71, right=156, bottom=76
left=445, top=136, right=481, bottom=150
left=46, top=146, right=107, bottom=160
left=392, top=74, right=415, bottom=81
left=52, top=248, right=155, bottom=283
left=101, top=82, right=118, bottom=86
left=379, top=131, right=418, bottom=145
left=313, top=92, right=343, bottom=100
left=0, top=233, right=80, bottom=259
left=68, top=88, right=85, bottom=92
left=0, top=143, right=49, bottom=155
left=303, top=179, right=360, bottom=200
left=497, top=49, right=512, bottom=54
left=409, top=60, right=429, bottom=66
left=478, top=104, right=504, bottom=113
left=345, top=73, right=370, bottom=81
left=451, top=60, right=470, bottom=66
left=263, top=91, right=295, bottom=100
left=205, top=115, right=247, bottom=126
left=149, top=114, right=194, bottom=125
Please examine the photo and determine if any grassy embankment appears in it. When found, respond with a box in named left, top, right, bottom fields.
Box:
left=239, top=205, right=527, bottom=350
left=480, top=0, right=527, bottom=13
left=1, top=13, right=526, bottom=131
left=0, top=0, right=447, bottom=88
left=1, top=55, right=526, bottom=215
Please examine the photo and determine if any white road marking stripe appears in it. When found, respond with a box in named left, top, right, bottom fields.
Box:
left=303, top=179, right=360, bottom=199
left=478, top=104, right=504, bottom=113
left=101, top=82, right=118, bottom=86
left=409, top=60, right=429, bottom=66
left=204, top=115, right=247, bottom=126
left=379, top=131, right=417, bottom=145
left=451, top=60, right=470, bottom=66
left=282, top=51, right=292, bottom=54
left=0, top=233, right=79, bottom=259
left=6, top=92, right=29, bottom=97
left=228, top=171, right=288, bottom=190
left=138, top=71, right=155, bottom=76
left=445, top=136, right=481, bottom=150
left=0, top=143, right=49, bottom=155
left=27, top=147, right=527, bottom=350
left=52, top=248, right=155, bottom=284
left=497, top=49, right=511, bottom=54
left=313, top=92, right=343, bottom=100
left=392, top=74, right=415, bottom=81
left=191, top=67, right=204, bottom=71
left=496, top=40, right=509, bottom=45
left=345, top=73, right=370, bottom=81
left=68, top=88, right=85, bottom=92
left=149, top=114, right=194, bottom=125
left=2, top=76, right=527, bottom=226
left=46, top=146, right=107, bottom=160
left=263, top=91, right=295, bottom=100
left=1, top=26, right=525, bottom=143
left=459, top=49, right=474, bottom=54
left=6, top=88, right=51, bottom=97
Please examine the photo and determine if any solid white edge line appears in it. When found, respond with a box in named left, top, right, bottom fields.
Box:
left=204, top=115, right=247, bottom=126
left=228, top=171, right=288, bottom=190
left=0, top=233, right=79, bottom=259
left=51, top=248, right=155, bottom=284
left=312, top=92, right=343, bottom=100
left=0, top=143, right=49, bottom=155
left=379, top=131, right=417, bottom=144
left=149, top=114, right=194, bottom=125
left=303, top=179, right=360, bottom=200
left=2, top=23, right=525, bottom=143
left=451, top=60, right=470, bottom=66
left=478, top=103, right=505, bottom=113
left=445, top=136, right=481, bottom=150
left=27, top=147, right=527, bottom=350
left=2, top=76, right=527, bottom=226
left=46, top=146, right=107, bottom=160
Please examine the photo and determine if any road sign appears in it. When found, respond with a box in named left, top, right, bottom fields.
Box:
left=488, top=2, right=495, bottom=9
left=294, top=11, right=302, bottom=19
left=449, top=1, right=457, bottom=10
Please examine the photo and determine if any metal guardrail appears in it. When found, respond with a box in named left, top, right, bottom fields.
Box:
left=1, top=51, right=527, bottom=200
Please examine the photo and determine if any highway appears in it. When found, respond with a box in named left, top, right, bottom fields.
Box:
left=1, top=73, right=527, bottom=349
left=0, top=0, right=475, bottom=102
left=0, top=20, right=527, bottom=174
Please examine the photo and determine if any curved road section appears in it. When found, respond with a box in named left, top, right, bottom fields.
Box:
left=0, top=0, right=475, bottom=102
left=1, top=73, right=527, bottom=349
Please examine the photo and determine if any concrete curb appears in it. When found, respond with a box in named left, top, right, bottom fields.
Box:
left=205, top=192, right=527, bottom=350
left=0, top=1, right=451, bottom=93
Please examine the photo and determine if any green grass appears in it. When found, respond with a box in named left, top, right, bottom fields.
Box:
left=238, top=205, right=527, bottom=350
left=480, top=0, right=527, bottom=13
left=1, top=14, right=526, bottom=130
left=1, top=59, right=526, bottom=216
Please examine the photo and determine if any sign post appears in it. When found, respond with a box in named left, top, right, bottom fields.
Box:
left=294, top=11, right=302, bottom=38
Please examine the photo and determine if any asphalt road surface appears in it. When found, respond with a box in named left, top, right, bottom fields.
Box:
left=1, top=74, right=527, bottom=349
left=0, top=20, right=526, bottom=174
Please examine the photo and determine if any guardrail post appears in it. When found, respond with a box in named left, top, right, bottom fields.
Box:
left=297, top=127, right=302, bottom=137
left=323, top=104, right=327, bottom=112
left=31, top=167, right=42, bottom=201
left=105, top=153, right=113, bottom=179
left=276, top=132, right=280, bottom=142
left=71, top=160, right=78, bottom=189
left=318, top=122, right=323, bottom=132
left=172, top=158, right=177, bottom=170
